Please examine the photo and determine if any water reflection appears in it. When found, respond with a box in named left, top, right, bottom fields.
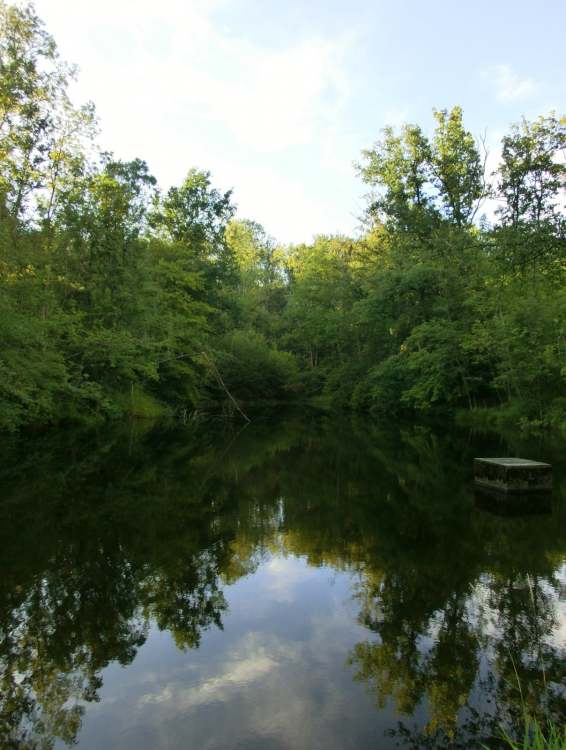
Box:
left=0, top=416, right=564, bottom=749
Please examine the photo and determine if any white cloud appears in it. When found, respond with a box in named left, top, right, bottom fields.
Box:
left=212, top=159, right=356, bottom=244
left=194, top=36, right=351, bottom=153
left=490, top=64, right=536, bottom=102
left=32, top=0, right=357, bottom=242
left=33, top=1, right=354, bottom=156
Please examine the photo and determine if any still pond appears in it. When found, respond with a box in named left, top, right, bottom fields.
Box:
left=1, top=415, right=565, bottom=749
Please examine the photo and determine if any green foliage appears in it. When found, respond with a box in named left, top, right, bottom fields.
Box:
left=497, top=115, right=566, bottom=229
left=358, top=123, right=436, bottom=232
left=0, top=2, right=564, bottom=430
left=151, top=168, right=237, bottom=289
left=492, top=718, right=566, bottom=750
left=0, top=3, right=238, bottom=428
left=359, top=105, right=486, bottom=230
left=211, top=329, right=299, bottom=402
left=364, top=354, right=410, bottom=415
left=431, top=105, right=485, bottom=226
left=114, top=386, right=173, bottom=419
left=346, top=106, right=565, bottom=425
left=283, top=235, right=362, bottom=378
left=400, top=319, right=468, bottom=410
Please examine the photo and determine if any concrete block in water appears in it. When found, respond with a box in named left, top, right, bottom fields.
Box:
left=474, top=458, right=552, bottom=494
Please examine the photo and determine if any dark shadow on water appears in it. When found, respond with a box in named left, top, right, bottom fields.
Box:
left=474, top=487, right=553, bottom=516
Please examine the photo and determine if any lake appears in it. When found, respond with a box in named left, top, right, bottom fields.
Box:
left=1, top=414, right=565, bottom=749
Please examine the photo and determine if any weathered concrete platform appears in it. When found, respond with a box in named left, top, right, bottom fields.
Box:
left=474, top=458, right=552, bottom=494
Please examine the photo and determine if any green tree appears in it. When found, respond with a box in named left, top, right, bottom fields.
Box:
left=151, top=168, right=236, bottom=287
left=431, top=106, right=486, bottom=226
left=0, top=1, right=93, bottom=223
left=359, top=123, right=436, bottom=233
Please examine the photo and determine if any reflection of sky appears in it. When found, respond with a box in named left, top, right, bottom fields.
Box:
left=54, top=552, right=566, bottom=750
left=60, top=554, right=404, bottom=750
left=550, top=563, right=566, bottom=649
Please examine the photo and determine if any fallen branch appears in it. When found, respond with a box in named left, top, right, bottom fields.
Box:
left=201, top=350, right=251, bottom=423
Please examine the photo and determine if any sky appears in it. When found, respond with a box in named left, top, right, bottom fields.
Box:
left=33, top=0, right=566, bottom=244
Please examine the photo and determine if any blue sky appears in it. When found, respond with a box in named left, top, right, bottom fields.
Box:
left=34, top=0, right=565, bottom=243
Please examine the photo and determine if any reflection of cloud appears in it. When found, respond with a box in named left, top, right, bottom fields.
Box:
left=264, top=555, right=318, bottom=602
left=551, top=601, right=566, bottom=649
left=127, top=620, right=381, bottom=750
left=92, top=562, right=376, bottom=747
left=140, top=647, right=278, bottom=710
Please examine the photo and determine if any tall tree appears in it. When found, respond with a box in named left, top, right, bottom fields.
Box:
left=0, top=1, right=94, bottom=224
left=151, top=168, right=236, bottom=282
left=431, top=106, right=485, bottom=226
left=359, top=123, right=436, bottom=233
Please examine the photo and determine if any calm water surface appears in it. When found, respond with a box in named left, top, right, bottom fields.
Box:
left=1, top=415, right=565, bottom=749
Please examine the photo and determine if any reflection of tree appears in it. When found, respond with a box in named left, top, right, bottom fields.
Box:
left=348, top=519, right=565, bottom=746
left=238, top=417, right=565, bottom=745
left=0, top=426, right=252, bottom=748
left=0, top=548, right=146, bottom=749
left=425, top=599, right=479, bottom=736
left=486, top=572, right=566, bottom=727
left=0, top=540, right=233, bottom=748
left=0, top=416, right=565, bottom=748
left=143, top=547, right=228, bottom=650
left=350, top=571, right=480, bottom=738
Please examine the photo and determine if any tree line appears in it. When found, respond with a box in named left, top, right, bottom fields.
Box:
left=1, top=1, right=565, bottom=431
